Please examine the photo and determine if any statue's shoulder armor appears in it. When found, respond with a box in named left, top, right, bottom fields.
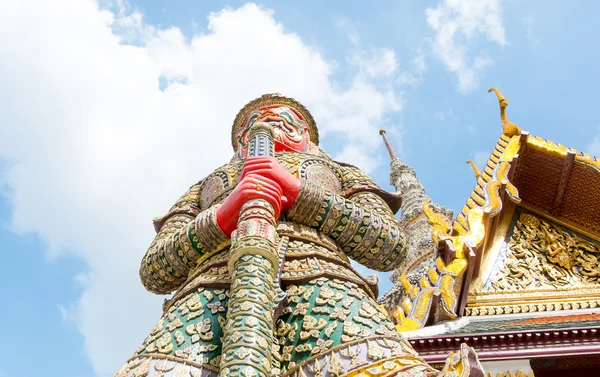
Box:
left=277, top=152, right=344, bottom=194
left=335, top=161, right=377, bottom=188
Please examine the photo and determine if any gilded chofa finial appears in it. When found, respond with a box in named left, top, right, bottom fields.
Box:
left=379, top=129, right=399, bottom=160
left=488, top=87, right=522, bottom=137
left=466, top=160, right=481, bottom=179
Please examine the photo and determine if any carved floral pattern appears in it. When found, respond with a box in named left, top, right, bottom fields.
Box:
left=489, top=211, right=600, bottom=292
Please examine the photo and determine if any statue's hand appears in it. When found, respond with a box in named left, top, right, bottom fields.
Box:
left=216, top=173, right=283, bottom=236
left=241, top=156, right=301, bottom=211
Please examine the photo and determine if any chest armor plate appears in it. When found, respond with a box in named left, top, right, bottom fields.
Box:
left=199, top=153, right=343, bottom=209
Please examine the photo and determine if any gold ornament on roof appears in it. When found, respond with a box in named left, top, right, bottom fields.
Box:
left=488, top=87, right=522, bottom=137
left=465, top=160, right=481, bottom=179
left=231, top=93, right=319, bottom=151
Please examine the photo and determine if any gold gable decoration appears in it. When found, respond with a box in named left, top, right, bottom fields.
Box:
left=492, top=211, right=600, bottom=290
left=466, top=209, right=600, bottom=316
left=461, top=89, right=600, bottom=317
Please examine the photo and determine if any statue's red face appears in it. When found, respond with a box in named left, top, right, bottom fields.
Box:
left=236, top=105, right=313, bottom=158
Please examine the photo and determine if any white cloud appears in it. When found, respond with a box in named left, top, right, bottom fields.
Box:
left=426, top=0, right=507, bottom=93
left=319, top=76, right=403, bottom=157
left=336, top=144, right=382, bottom=174
left=395, top=49, right=428, bottom=87
left=412, top=51, right=427, bottom=74
left=523, top=16, right=540, bottom=49
left=350, top=48, right=398, bottom=79
left=433, top=108, right=454, bottom=121
left=338, top=18, right=425, bottom=89
left=588, top=127, right=600, bottom=157
left=335, top=16, right=360, bottom=45
left=57, top=304, right=72, bottom=323
left=0, top=1, right=404, bottom=375
left=472, top=151, right=490, bottom=170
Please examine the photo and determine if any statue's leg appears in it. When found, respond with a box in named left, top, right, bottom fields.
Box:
left=114, top=286, right=229, bottom=377
left=276, top=277, right=438, bottom=377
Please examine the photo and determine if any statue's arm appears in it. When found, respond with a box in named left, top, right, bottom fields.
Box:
left=287, top=164, right=406, bottom=272
left=140, top=183, right=228, bottom=294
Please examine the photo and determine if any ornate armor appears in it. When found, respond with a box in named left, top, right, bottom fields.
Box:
left=114, top=94, right=482, bottom=377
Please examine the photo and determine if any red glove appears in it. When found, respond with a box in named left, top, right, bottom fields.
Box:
left=216, top=174, right=283, bottom=236
left=240, top=156, right=301, bottom=211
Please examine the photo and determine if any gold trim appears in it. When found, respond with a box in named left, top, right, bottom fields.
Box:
left=527, top=134, right=600, bottom=170
left=466, top=299, right=600, bottom=316
left=469, top=287, right=600, bottom=301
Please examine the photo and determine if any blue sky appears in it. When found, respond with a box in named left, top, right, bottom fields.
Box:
left=1, top=1, right=599, bottom=376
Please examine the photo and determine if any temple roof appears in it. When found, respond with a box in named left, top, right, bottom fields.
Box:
left=454, top=89, right=600, bottom=317
left=455, top=129, right=600, bottom=240
left=390, top=88, right=600, bottom=335
left=511, top=135, right=600, bottom=237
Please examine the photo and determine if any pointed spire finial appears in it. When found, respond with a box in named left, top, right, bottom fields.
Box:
left=488, top=87, right=522, bottom=137
left=379, top=129, right=398, bottom=160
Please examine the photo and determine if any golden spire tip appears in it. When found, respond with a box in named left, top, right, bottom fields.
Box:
left=488, top=87, right=521, bottom=137
left=466, top=160, right=481, bottom=180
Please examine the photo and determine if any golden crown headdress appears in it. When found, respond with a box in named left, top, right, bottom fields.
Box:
left=231, top=93, right=319, bottom=151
